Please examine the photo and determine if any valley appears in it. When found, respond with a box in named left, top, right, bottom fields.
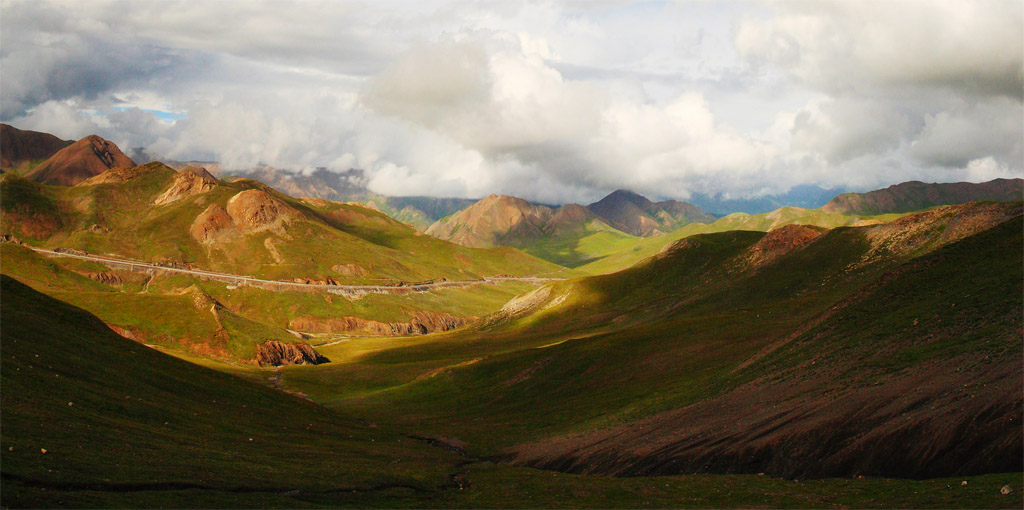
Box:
left=1, top=126, right=1021, bottom=508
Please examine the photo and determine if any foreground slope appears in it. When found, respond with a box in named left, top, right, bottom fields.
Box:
left=288, top=202, right=1023, bottom=481
left=4, top=276, right=1018, bottom=508
left=0, top=275, right=462, bottom=507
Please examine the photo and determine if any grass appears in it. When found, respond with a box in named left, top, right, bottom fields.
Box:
left=2, top=210, right=1022, bottom=507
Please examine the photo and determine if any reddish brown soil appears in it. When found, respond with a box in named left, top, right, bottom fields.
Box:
left=0, top=124, right=72, bottom=169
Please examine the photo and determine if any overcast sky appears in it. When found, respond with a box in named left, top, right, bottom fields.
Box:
left=2, top=0, right=1021, bottom=203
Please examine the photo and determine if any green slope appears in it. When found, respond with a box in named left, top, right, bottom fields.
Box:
left=0, top=243, right=543, bottom=361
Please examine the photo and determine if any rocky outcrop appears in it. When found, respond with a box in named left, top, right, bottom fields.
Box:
left=190, top=204, right=236, bottom=244
left=288, top=311, right=471, bottom=336
left=154, top=168, right=217, bottom=205
left=26, top=135, right=135, bottom=186
left=254, top=340, right=329, bottom=367
left=82, top=271, right=123, bottom=286
left=225, top=189, right=294, bottom=233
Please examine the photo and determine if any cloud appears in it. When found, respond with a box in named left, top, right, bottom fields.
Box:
left=2, top=0, right=1021, bottom=204
left=734, top=0, right=1023, bottom=98
left=909, top=97, right=1023, bottom=168
left=790, top=98, right=909, bottom=163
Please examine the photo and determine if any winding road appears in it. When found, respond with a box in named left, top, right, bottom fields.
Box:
left=19, top=246, right=566, bottom=295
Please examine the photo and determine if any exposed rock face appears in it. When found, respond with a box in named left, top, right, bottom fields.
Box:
left=82, top=271, right=123, bottom=286
left=823, top=178, right=1023, bottom=215
left=190, top=204, right=236, bottom=243
left=225, top=189, right=294, bottom=233
left=587, top=189, right=713, bottom=237
left=155, top=168, right=217, bottom=205
left=289, top=312, right=471, bottom=336
left=254, top=340, right=329, bottom=367
left=0, top=124, right=73, bottom=169
left=26, top=135, right=135, bottom=186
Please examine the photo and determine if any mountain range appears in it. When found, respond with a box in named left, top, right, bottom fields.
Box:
left=1, top=123, right=1021, bottom=508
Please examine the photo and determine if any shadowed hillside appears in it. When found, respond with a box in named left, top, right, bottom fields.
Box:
left=291, top=202, right=1023, bottom=482
left=0, top=124, right=73, bottom=172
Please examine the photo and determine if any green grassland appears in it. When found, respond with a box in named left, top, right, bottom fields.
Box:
left=0, top=243, right=543, bottom=361
left=3, top=275, right=1019, bottom=509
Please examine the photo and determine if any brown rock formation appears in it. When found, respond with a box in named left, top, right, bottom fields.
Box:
left=288, top=311, right=471, bottom=336
left=26, top=135, right=135, bottom=186
left=190, top=204, right=236, bottom=243
left=225, top=189, right=294, bottom=233
left=82, top=271, right=123, bottom=286
left=155, top=168, right=217, bottom=205
left=254, top=340, right=329, bottom=367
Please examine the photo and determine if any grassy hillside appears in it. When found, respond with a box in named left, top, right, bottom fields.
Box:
left=276, top=202, right=1022, bottom=482
left=3, top=274, right=1019, bottom=509
left=0, top=274, right=463, bottom=507
left=0, top=243, right=543, bottom=361
left=0, top=168, right=560, bottom=284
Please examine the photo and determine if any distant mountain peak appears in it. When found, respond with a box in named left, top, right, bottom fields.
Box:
left=588, top=189, right=713, bottom=237
left=25, top=134, right=135, bottom=186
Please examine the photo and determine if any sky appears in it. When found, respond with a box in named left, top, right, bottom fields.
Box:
left=1, top=0, right=1021, bottom=204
